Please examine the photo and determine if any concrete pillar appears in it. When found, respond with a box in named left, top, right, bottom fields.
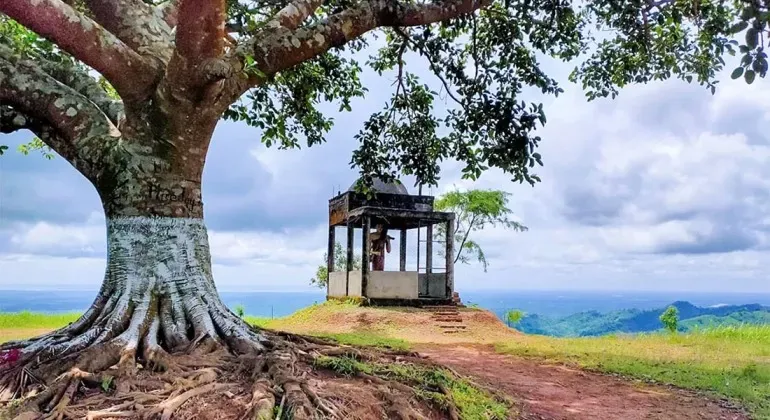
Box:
left=426, top=224, right=433, bottom=275
left=361, top=217, right=371, bottom=298
left=445, top=217, right=455, bottom=299
left=399, top=229, right=407, bottom=271
left=327, top=226, right=335, bottom=298
left=346, top=223, right=354, bottom=295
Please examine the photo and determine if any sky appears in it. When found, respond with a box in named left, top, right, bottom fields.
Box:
left=1, top=45, right=770, bottom=294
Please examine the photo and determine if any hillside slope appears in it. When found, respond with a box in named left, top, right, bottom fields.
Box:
left=251, top=301, right=519, bottom=344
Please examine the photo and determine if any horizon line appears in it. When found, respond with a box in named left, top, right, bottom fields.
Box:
left=1, top=288, right=770, bottom=294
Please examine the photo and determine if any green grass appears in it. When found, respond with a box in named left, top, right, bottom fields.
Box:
left=315, top=332, right=410, bottom=351
left=243, top=315, right=272, bottom=328
left=314, top=355, right=509, bottom=419
left=243, top=300, right=361, bottom=329
left=0, top=311, right=80, bottom=330
left=498, top=325, right=770, bottom=419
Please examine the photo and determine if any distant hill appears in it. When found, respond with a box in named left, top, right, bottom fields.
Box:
left=515, top=301, right=770, bottom=337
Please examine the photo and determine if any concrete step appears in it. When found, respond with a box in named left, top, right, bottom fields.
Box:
left=433, top=318, right=463, bottom=323
left=430, top=312, right=459, bottom=316
left=438, top=325, right=467, bottom=329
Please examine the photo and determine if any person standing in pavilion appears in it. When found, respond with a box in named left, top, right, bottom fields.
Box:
left=370, top=224, right=393, bottom=271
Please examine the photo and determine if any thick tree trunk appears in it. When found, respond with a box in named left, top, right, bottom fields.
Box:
left=97, top=215, right=262, bottom=352
left=0, top=120, right=267, bottom=400
left=0, top=215, right=264, bottom=388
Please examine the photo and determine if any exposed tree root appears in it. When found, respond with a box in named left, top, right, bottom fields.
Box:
left=1, top=305, right=501, bottom=420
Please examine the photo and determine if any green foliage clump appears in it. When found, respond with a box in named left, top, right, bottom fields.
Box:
left=659, top=306, right=679, bottom=333
left=234, top=304, right=246, bottom=318
left=314, top=356, right=508, bottom=419
left=311, top=241, right=362, bottom=288
left=505, top=310, right=525, bottom=327
left=434, top=189, right=526, bottom=272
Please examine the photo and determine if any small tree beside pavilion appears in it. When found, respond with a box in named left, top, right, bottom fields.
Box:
left=434, top=189, right=527, bottom=272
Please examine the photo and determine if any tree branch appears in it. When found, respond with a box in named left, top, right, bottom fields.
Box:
left=0, top=0, right=160, bottom=101
left=233, top=0, right=489, bottom=98
left=158, top=0, right=180, bottom=27
left=0, top=56, right=119, bottom=178
left=0, top=42, right=124, bottom=125
left=165, top=0, right=228, bottom=92
left=0, top=106, right=56, bottom=139
left=83, top=0, right=175, bottom=63
left=266, top=0, right=325, bottom=30
left=0, top=104, right=69, bottom=161
left=175, top=0, right=227, bottom=61
left=454, top=214, right=476, bottom=264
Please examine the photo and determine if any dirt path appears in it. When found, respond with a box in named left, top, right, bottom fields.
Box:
left=416, top=344, right=748, bottom=420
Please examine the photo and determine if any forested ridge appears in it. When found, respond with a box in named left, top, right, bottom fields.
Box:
left=517, top=301, right=770, bottom=337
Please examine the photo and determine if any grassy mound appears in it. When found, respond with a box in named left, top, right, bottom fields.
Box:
left=247, top=300, right=518, bottom=344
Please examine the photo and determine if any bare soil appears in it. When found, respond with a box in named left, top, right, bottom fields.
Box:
left=416, top=344, right=749, bottom=420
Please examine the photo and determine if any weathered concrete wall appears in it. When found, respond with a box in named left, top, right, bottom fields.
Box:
left=418, top=273, right=447, bottom=298
left=328, top=271, right=362, bottom=297
left=367, top=271, right=419, bottom=299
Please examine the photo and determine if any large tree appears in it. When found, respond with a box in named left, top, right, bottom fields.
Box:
left=0, top=0, right=760, bottom=417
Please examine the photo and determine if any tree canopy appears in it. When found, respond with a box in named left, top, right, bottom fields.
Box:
left=2, top=0, right=764, bottom=190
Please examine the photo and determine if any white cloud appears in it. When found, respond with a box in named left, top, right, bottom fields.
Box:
left=209, top=226, right=327, bottom=265
left=10, top=220, right=105, bottom=256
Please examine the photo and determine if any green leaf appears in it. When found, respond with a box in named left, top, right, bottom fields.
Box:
left=746, top=28, right=759, bottom=49
left=745, top=69, right=756, bottom=84
left=0, top=145, right=8, bottom=156
left=742, top=54, right=753, bottom=66
left=731, top=67, right=744, bottom=79
left=101, top=375, right=114, bottom=392
left=97, top=77, right=119, bottom=100
left=729, top=21, right=749, bottom=34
